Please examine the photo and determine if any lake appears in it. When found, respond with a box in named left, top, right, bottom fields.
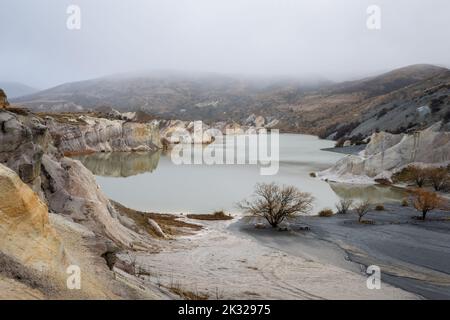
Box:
left=74, top=134, right=406, bottom=214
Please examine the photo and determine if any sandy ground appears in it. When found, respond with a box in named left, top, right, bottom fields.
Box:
left=234, top=205, right=450, bottom=299
left=128, top=217, right=417, bottom=300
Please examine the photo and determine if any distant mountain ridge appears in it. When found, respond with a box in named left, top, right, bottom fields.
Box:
left=11, top=64, right=450, bottom=138
left=0, top=82, right=37, bottom=99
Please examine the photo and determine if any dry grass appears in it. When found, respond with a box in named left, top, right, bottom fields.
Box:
left=187, top=211, right=233, bottom=221
left=112, top=201, right=202, bottom=237
left=164, top=280, right=209, bottom=300
left=318, top=208, right=334, bottom=217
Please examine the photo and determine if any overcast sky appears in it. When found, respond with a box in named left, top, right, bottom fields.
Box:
left=0, top=0, right=449, bottom=89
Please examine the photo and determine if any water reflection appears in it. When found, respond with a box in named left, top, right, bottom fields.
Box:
left=72, top=135, right=407, bottom=213
left=73, top=151, right=161, bottom=177
left=329, top=182, right=406, bottom=204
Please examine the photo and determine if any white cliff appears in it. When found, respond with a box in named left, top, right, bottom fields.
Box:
left=319, top=122, right=450, bottom=183
left=45, top=114, right=162, bottom=155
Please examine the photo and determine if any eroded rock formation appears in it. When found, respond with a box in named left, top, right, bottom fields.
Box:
left=44, top=114, right=162, bottom=155
left=0, top=110, right=161, bottom=250
left=0, top=109, right=167, bottom=299
left=320, top=122, right=450, bottom=183
left=0, top=164, right=65, bottom=271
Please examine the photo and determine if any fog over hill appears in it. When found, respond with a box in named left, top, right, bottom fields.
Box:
left=11, top=64, right=450, bottom=139
left=0, top=82, right=37, bottom=99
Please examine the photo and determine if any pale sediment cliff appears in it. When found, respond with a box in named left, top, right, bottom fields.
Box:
left=158, top=117, right=277, bottom=146
left=0, top=109, right=168, bottom=298
left=159, top=119, right=215, bottom=145
left=44, top=114, right=162, bottom=155
left=0, top=110, right=156, bottom=250
left=319, top=122, right=450, bottom=183
left=0, top=163, right=162, bottom=299
left=0, top=164, right=65, bottom=271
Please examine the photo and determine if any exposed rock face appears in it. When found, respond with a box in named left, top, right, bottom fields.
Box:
left=0, top=89, right=9, bottom=108
left=0, top=110, right=157, bottom=250
left=320, top=122, right=450, bottom=183
left=0, top=163, right=163, bottom=299
left=45, top=115, right=162, bottom=155
left=159, top=119, right=215, bottom=144
left=40, top=155, right=155, bottom=250
left=363, top=131, right=404, bottom=157
left=0, top=164, right=65, bottom=271
left=0, top=109, right=173, bottom=299
left=0, top=111, right=51, bottom=194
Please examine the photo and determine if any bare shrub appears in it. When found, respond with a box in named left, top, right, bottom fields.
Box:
left=411, top=189, right=444, bottom=220
left=375, top=204, right=385, bottom=211
left=354, top=200, right=372, bottom=223
left=408, top=165, right=428, bottom=187
left=335, top=198, right=354, bottom=215
left=428, top=167, right=449, bottom=191
left=238, top=183, right=314, bottom=228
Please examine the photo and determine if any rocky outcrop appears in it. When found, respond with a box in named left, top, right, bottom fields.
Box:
left=0, top=110, right=158, bottom=250
left=45, top=114, right=162, bottom=155
left=0, top=111, right=51, bottom=195
left=159, top=119, right=215, bottom=144
left=319, top=122, right=450, bottom=183
left=0, top=163, right=164, bottom=299
left=40, top=155, right=155, bottom=250
left=0, top=89, right=9, bottom=108
left=0, top=164, right=65, bottom=271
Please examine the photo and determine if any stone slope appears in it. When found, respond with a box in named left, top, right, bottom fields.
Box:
left=0, top=163, right=164, bottom=299
left=0, top=109, right=160, bottom=250
left=319, top=122, right=450, bottom=183
left=0, top=164, right=65, bottom=271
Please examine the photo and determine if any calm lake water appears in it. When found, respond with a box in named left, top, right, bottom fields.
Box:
left=74, top=134, right=406, bottom=214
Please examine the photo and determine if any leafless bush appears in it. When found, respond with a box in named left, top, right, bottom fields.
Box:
left=408, top=165, right=428, bottom=187
left=428, top=167, right=449, bottom=191
left=335, top=198, right=354, bottom=215
left=411, top=189, right=445, bottom=220
left=238, top=183, right=314, bottom=228
left=354, top=200, right=372, bottom=222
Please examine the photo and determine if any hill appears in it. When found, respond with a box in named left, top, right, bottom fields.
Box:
left=12, top=65, right=450, bottom=138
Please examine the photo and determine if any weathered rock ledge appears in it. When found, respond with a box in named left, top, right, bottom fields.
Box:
left=44, top=114, right=162, bottom=155
left=0, top=108, right=170, bottom=299
left=319, top=122, right=450, bottom=183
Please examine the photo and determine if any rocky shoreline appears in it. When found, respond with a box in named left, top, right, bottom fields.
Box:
left=318, top=123, right=450, bottom=184
left=1, top=103, right=449, bottom=300
left=0, top=108, right=178, bottom=299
